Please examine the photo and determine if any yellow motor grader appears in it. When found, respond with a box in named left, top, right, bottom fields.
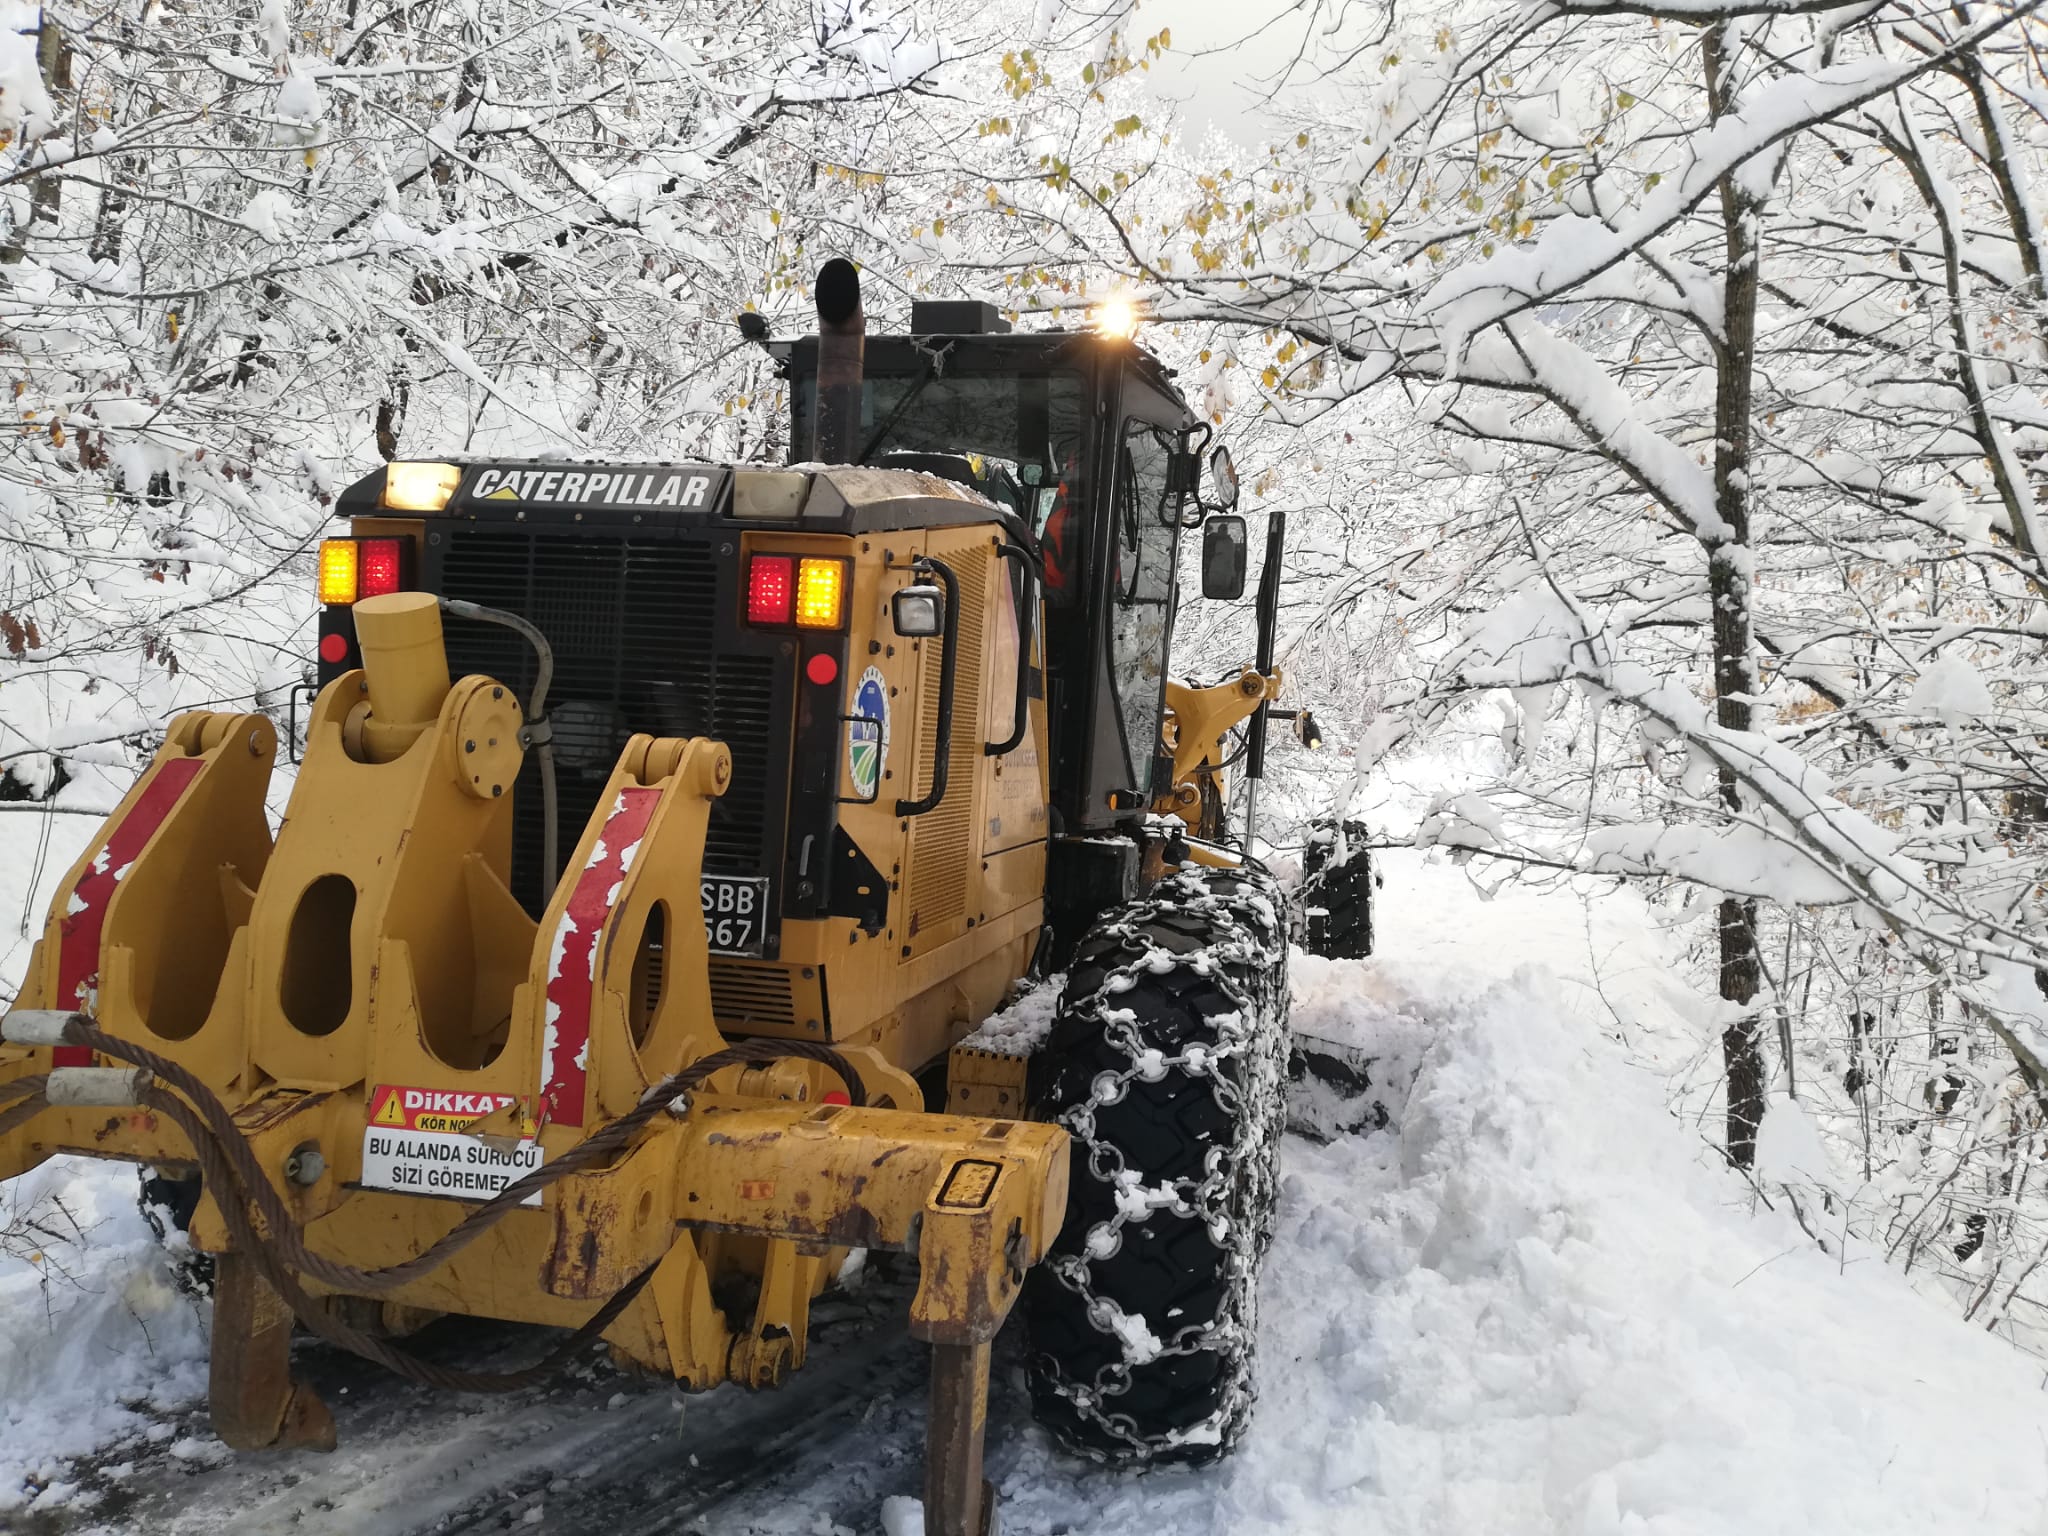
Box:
left=0, top=262, right=1305, bottom=1533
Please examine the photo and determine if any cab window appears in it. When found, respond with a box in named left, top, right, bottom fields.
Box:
left=1108, top=421, right=1179, bottom=788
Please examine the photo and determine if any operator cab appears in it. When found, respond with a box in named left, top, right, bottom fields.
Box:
left=776, top=299, right=1220, bottom=839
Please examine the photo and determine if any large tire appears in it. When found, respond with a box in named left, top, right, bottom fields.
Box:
left=1300, top=819, right=1376, bottom=959
left=137, top=1168, right=215, bottom=1297
left=1024, top=862, right=1290, bottom=1464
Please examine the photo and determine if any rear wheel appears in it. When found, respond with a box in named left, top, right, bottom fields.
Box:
left=1300, top=819, right=1376, bottom=959
left=138, top=1168, right=214, bottom=1297
left=1024, top=862, right=1290, bottom=1463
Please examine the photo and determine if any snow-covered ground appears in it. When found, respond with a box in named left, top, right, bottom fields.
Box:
left=4, top=840, right=2047, bottom=1532
left=1, top=814, right=223, bottom=1525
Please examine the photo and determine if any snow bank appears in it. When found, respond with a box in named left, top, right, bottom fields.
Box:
left=997, top=852, right=2048, bottom=1533
left=0, top=813, right=215, bottom=1513
left=0, top=1158, right=211, bottom=1515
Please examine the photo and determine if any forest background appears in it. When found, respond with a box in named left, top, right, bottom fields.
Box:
left=7, top=0, right=2048, bottom=1350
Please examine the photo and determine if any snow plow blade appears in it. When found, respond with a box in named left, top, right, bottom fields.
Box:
left=1286, top=1031, right=1388, bottom=1141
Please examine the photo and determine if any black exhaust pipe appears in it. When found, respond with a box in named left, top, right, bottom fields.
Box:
left=811, top=258, right=866, bottom=465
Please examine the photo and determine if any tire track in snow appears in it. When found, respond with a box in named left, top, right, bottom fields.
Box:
left=80, top=1279, right=929, bottom=1536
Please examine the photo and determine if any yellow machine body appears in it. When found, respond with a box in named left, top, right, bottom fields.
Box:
left=0, top=483, right=1067, bottom=1486
left=1156, top=666, right=1284, bottom=837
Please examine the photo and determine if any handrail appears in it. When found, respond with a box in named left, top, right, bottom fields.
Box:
left=896, top=555, right=960, bottom=817
left=986, top=544, right=1036, bottom=757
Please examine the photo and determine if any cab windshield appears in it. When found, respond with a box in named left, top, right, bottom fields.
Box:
left=794, top=367, right=1088, bottom=530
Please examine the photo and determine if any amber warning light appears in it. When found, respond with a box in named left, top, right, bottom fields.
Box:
left=746, top=555, right=847, bottom=630
left=318, top=538, right=405, bottom=605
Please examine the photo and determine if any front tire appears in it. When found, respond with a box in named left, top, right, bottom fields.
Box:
left=1024, top=862, right=1290, bottom=1464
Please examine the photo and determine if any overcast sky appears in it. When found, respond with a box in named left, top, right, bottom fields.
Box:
left=1133, top=0, right=1316, bottom=147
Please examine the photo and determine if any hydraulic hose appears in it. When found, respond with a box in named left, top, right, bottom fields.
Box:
left=439, top=597, right=559, bottom=895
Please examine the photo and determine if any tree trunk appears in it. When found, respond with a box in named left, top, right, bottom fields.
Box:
left=0, top=17, right=68, bottom=267
left=1705, top=24, right=1768, bottom=1169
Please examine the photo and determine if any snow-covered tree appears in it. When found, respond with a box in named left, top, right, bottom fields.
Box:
left=908, top=0, right=2048, bottom=1329
left=0, top=0, right=1074, bottom=809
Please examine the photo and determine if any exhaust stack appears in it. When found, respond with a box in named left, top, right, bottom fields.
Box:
left=811, top=258, right=866, bottom=465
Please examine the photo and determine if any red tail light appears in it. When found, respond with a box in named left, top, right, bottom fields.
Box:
left=746, top=555, right=796, bottom=625
left=358, top=538, right=403, bottom=598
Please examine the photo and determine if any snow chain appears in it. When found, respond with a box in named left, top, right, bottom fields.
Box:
left=0, top=1015, right=867, bottom=1394
left=1038, top=867, right=1290, bottom=1458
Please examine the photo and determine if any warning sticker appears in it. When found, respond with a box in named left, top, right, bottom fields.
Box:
left=367, top=1084, right=524, bottom=1135
left=361, top=1085, right=543, bottom=1206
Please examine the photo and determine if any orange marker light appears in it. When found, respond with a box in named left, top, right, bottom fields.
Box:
left=318, top=539, right=359, bottom=605
left=795, top=558, right=847, bottom=629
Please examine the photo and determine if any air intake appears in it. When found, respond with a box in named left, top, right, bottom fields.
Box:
left=909, top=300, right=1010, bottom=336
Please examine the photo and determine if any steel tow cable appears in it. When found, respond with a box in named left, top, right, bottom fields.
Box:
left=7, top=1017, right=869, bottom=1392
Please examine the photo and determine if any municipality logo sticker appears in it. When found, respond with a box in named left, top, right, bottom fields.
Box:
left=849, top=667, right=889, bottom=800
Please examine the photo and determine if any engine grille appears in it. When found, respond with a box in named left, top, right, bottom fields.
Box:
left=707, top=960, right=797, bottom=1031
left=430, top=527, right=787, bottom=917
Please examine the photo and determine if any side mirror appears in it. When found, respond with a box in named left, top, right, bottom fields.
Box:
left=1200, top=515, right=1248, bottom=600
left=1207, top=446, right=1240, bottom=512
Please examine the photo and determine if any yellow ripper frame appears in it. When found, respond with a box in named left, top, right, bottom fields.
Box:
left=0, top=592, right=1066, bottom=1536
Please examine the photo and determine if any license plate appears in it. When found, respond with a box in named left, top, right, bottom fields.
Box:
left=700, top=875, right=770, bottom=956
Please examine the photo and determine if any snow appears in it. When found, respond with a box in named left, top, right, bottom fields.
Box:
left=0, top=4, right=54, bottom=141
left=0, top=1159, right=212, bottom=1516
left=1907, top=654, right=1997, bottom=727
left=988, top=850, right=2048, bottom=1534
left=1753, top=1094, right=1831, bottom=1186
left=0, top=838, right=2044, bottom=1527
left=275, top=75, right=325, bottom=124
left=958, top=976, right=1063, bottom=1055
